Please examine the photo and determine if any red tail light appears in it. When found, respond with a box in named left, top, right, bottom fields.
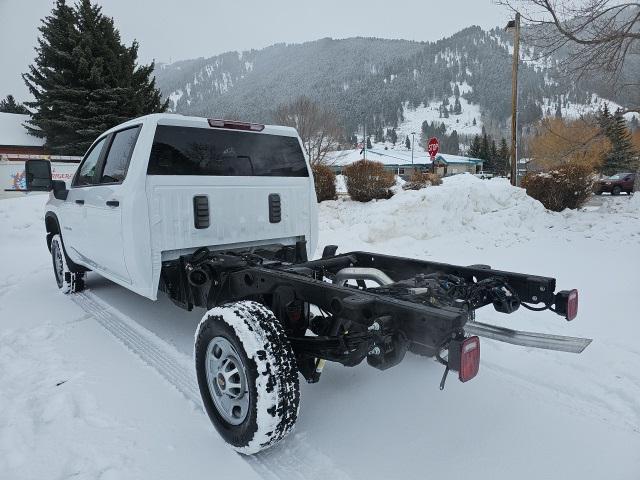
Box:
left=459, top=336, right=480, bottom=382
left=566, top=289, right=578, bottom=321
left=208, top=119, right=264, bottom=131
left=555, top=289, right=579, bottom=321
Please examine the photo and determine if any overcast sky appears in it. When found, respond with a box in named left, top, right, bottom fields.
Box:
left=0, top=0, right=510, bottom=100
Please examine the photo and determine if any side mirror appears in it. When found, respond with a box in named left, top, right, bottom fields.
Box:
left=52, top=180, right=69, bottom=200
left=25, top=159, right=52, bottom=191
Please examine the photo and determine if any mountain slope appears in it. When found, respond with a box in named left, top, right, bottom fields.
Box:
left=154, top=27, right=631, bottom=137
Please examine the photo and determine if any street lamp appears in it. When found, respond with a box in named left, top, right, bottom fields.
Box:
left=411, top=132, right=416, bottom=166
left=506, top=12, right=520, bottom=186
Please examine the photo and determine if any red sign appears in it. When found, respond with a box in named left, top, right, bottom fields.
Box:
left=428, top=137, right=440, bottom=159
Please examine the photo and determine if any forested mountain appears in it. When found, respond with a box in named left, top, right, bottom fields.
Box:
left=154, top=26, right=634, bottom=139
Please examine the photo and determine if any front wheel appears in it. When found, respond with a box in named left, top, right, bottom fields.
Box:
left=612, top=186, right=622, bottom=195
left=50, top=234, right=84, bottom=294
left=195, top=301, right=300, bottom=454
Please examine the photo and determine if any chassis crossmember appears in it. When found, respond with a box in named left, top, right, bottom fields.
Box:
left=160, top=243, right=589, bottom=385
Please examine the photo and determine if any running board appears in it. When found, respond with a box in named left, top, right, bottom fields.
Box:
left=464, top=321, right=592, bottom=354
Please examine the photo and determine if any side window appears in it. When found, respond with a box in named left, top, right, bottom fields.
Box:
left=100, top=126, right=141, bottom=184
left=74, top=137, right=108, bottom=186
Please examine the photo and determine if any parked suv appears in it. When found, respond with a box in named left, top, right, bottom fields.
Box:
left=595, top=173, right=636, bottom=195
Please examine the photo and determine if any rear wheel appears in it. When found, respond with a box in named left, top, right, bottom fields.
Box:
left=195, top=301, right=300, bottom=454
left=612, top=185, right=622, bottom=195
left=50, top=234, right=84, bottom=294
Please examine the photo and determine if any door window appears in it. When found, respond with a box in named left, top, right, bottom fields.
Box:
left=100, top=126, right=141, bottom=183
left=74, top=136, right=108, bottom=186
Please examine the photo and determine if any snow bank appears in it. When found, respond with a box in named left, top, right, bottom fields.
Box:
left=320, top=174, right=557, bottom=253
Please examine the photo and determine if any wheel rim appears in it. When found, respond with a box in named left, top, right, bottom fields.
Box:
left=205, top=336, right=250, bottom=425
left=52, top=242, right=64, bottom=288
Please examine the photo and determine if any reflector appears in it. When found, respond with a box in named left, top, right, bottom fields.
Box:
left=459, top=336, right=480, bottom=382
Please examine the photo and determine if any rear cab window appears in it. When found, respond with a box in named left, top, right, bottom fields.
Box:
left=100, top=126, right=141, bottom=184
left=147, top=125, right=308, bottom=177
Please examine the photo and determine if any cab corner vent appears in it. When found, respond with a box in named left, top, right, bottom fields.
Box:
left=193, top=195, right=210, bottom=229
left=269, top=194, right=281, bottom=223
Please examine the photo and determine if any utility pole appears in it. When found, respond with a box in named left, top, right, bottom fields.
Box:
left=411, top=132, right=416, bottom=165
left=506, top=12, right=520, bottom=186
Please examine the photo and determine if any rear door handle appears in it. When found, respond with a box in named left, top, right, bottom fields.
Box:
left=106, top=200, right=119, bottom=207
left=75, top=199, right=84, bottom=205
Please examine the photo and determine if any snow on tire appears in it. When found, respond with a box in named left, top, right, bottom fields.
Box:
left=50, top=234, right=84, bottom=294
left=194, top=300, right=300, bottom=454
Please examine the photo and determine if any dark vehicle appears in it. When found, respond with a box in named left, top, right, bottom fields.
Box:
left=596, top=173, right=636, bottom=195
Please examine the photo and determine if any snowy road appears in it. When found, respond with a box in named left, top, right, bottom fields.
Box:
left=2, top=178, right=639, bottom=479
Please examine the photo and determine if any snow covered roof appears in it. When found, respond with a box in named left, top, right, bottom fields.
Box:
left=328, top=148, right=482, bottom=167
left=0, top=113, right=44, bottom=147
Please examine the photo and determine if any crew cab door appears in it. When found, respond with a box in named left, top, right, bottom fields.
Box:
left=63, top=136, right=110, bottom=263
left=82, top=125, right=141, bottom=283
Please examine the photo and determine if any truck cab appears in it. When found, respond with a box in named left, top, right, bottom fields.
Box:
left=39, top=114, right=318, bottom=299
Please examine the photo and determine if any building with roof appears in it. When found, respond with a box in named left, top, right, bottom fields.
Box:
left=0, top=112, right=46, bottom=156
left=0, top=112, right=81, bottom=192
left=327, top=147, right=483, bottom=177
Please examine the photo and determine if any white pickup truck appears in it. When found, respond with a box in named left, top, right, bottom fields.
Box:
left=26, top=113, right=588, bottom=454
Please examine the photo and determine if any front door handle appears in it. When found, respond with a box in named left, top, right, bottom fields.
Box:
left=106, top=200, right=119, bottom=207
left=75, top=199, right=84, bottom=205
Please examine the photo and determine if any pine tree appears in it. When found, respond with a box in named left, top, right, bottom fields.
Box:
left=0, top=95, right=30, bottom=114
left=601, top=108, right=635, bottom=175
left=630, top=115, right=639, bottom=133
left=453, top=83, right=460, bottom=98
left=453, top=97, right=462, bottom=115
left=387, top=127, right=397, bottom=145
left=555, top=103, right=562, bottom=118
left=405, top=136, right=411, bottom=150
left=472, top=117, right=476, bottom=126
left=468, top=135, right=482, bottom=158
left=23, top=0, right=167, bottom=155
left=498, top=137, right=510, bottom=175
left=366, top=136, right=372, bottom=149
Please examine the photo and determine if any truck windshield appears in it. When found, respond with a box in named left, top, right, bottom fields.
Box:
left=147, top=125, right=308, bottom=177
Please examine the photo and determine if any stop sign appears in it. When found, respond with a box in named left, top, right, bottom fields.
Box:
left=428, top=137, right=440, bottom=158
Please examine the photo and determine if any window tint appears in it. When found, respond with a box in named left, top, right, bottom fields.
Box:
left=147, top=125, right=308, bottom=177
left=101, top=126, right=141, bottom=183
left=75, top=137, right=107, bottom=186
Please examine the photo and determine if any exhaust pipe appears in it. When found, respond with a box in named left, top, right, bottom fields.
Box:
left=464, top=321, right=591, bottom=354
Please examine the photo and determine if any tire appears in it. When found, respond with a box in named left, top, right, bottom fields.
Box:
left=612, top=186, right=621, bottom=195
left=50, top=234, right=85, bottom=294
left=595, top=191, right=602, bottom=195
left=195, top=300, right=300, bottom=454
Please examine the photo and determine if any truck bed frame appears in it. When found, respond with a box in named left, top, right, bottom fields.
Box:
left=159, top=241, right=586, bottom=384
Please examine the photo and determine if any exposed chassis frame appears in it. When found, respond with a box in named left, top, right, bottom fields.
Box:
left=160, top=246, right=567, bottom=383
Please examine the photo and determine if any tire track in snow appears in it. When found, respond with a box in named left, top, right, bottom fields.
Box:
left=71, top=291, right=351, bottom=480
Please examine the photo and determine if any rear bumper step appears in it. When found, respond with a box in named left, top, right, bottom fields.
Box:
left=464, top=321, right=591, bottom=354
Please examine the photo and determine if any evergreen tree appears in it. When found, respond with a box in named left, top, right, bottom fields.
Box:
left=405, top=135, right=411, bottom=150
left=600, top=108, right=635, bottom=175
left=453, top=97, right=462, bottom=115
left=453, top=83, right=460, bottom=98
left=468, top=135, right=482, bottom=158
left=630, top=115, right=639, bottom=133
left=449, top=130, right=460, bottom=155
left=472, top=117, right=476, bottom=126
left=366, top=136, right=372, bottom=149
left=0, top=95, right=30, bottom=114
left=498, top=137, right=510, bottom=175
left=555, top=103, right=562, bottom=118
left=387, top=127, right=397, bottom=145
left=23, top=0, right=167, bottom=155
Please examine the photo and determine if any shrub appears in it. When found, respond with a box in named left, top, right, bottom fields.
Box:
left=312, top=164, right=337, bottom=202
left=343, top=160, right=395, bottom=202
left=521, top=163, right=595, bottom=211
left=402, top=171, right=443, bottom=190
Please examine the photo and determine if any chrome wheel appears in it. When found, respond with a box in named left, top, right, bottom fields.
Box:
left=205, top=336, right=249, bottom=425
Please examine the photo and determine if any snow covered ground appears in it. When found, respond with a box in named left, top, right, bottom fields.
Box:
left=1, top=175, right=640, bottom=479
